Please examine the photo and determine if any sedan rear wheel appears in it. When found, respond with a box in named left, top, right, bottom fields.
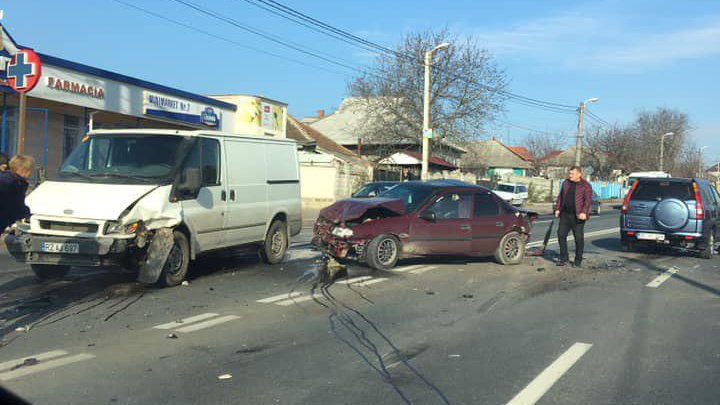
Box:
left=494, top=231, right=525, bottom=265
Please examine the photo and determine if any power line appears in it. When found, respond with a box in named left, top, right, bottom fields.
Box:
left=111, top=0, right=350, bottom=77
left=493, top=119, right=573, bottom=136
left=237, top=0, right=580, bottom=113
left=169, top=0, right=373, bottom=75
left=585, top=109, right=613, bottom=127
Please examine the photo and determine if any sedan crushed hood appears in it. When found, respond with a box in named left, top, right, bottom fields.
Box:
left=319, top=198, right=406, bottom=223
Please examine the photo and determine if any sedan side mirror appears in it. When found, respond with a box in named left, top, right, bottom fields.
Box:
left=419, top=210, right=436, bottom=222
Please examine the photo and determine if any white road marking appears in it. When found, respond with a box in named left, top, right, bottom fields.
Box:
left=174, top=315, right=241, bottom=333
left=275, top=295, right=315, bottom=306
left=394, top=265, right=426, bottom=273
left=0, top=353, right=95, bottom=381
left=256, top=292, right=302, bottom=304
left=692, top=264, right=701, bottom=270
left=410, top=266, right=438, bottom=275
left=646, top=267, right=679, bottom=288
left=355, top=277, right=388, bottom=286
left=506, top=342, right=593, bottom=405
left=336, top=276, right=373, bottom=285
left=153, top=313, right=219, bottom=330
left=534, top=220, right=553, bottom=224
left=0, top=350, right=69, bottom=373
left=527, top=227, right=619, bottom=248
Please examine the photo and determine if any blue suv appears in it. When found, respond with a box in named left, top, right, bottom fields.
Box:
left=620, top=178, right=719, bottom=258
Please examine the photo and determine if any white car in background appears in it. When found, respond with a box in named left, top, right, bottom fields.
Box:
left=492, top=182, right=529, bottom=206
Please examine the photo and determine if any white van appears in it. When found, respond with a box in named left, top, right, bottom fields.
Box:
left=5, top=129, right=302, bottom=286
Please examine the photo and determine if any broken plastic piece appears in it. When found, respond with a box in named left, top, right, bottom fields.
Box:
left=181, top=280, right=190, bottom=286
left=167, top=333, right=178, bottom=339
left=218, top=373, right=233, bottom=380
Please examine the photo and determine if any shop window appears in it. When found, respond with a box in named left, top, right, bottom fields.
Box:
left=63, top=115, right=80, bottom=159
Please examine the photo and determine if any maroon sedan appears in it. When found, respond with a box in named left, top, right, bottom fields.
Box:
left=312, top=180, right=538, bottom=270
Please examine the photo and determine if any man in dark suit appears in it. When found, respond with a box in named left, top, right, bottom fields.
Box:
left=554, top=165, right=593, bottom=267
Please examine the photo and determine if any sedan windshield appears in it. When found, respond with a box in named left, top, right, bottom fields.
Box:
left=58, top=135, right=189, bottom=184
left=378, top=182, right=435, bottom=213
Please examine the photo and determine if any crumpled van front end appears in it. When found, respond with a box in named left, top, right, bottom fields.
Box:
left=5, top=181, right=181, bottom=271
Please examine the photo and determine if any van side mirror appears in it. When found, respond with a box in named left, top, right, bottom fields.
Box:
left=176, top=168, right=202, bottom=198
left=419, top=210, right=436, bottom=222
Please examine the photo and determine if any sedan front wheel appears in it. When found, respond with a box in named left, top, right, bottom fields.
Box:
left=494, top=231, right=525, bottom=265
left=366, top=234, right=400, bottom=271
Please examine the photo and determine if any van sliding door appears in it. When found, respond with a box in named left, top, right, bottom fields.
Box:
left=224, top=140, right=269, bottom=245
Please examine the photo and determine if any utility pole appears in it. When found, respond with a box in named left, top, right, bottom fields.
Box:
left=17, top=92, right=26, bottom=154
left=574, top=97, right=598, bottom=166
left=659, top=132, right=674, bottom=173
left=421, top=42, right=450, bottom=182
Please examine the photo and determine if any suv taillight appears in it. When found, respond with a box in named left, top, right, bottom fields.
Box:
left=692, top=182, right=704, bottom=219
left=621, top=180, right=639, bottom=214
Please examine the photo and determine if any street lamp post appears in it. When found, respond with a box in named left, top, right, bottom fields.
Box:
left=699, top=146, right=708, bottom=178
left=574, top=97, right=599, bottom=166
left=659, top=132, right=674, bottom=173
left=421, top=42, right=450, bottom=182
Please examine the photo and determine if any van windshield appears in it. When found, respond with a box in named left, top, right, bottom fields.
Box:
left=58, top=134, right=190, bottom=184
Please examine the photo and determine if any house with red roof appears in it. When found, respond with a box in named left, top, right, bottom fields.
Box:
left=459, top=137, right=534, bottom=177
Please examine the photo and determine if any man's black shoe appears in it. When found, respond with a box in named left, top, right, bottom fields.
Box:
left=556, top=260, right=568, bottom=267
left=573, top=260, right=582, bottom=268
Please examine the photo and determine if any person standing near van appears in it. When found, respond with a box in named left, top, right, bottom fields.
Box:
left=554, top=165, right=593, bottom=267
left=0, top=155, right=34, bottom=232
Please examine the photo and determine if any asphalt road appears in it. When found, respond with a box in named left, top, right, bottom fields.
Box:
left=0, top=206, right=718, bottom=405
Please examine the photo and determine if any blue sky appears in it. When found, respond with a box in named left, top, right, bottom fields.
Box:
left=4, top=0, right=720, bottom=162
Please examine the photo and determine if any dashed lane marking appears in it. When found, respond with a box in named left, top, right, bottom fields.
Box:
left=153, top=313, right=240, bottom=333
left=174, top=315, right=241, bottom=333
left=409, top=266, right=438, bottom=275
left=153, top=313, right=219, bottom=330
left=354, top=277, right=388, bottom=286
left=0, top=351, right=95, bottom=381
left=256, top=292, right=302, bottom=304
left=336, top=276, right=373, bottom=285
left=506, top=342, right=593, bottom=405
left=646, top=267, right=679, bottom=288
left=275, top=295, right=313, bottom=306
left=394, top=265, right=426, bottom=273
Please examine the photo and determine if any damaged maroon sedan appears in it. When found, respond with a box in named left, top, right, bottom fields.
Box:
left=312, top=180, right=538, bottom=270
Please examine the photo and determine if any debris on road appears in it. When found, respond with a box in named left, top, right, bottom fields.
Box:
left=14, top=326, right=29, bottom=333
left=181, top=281, right=190, bottom=286
left=461, top=294, right=474, bottom=299
left=218, top=373, right=233, bottom=380
left=167, top=333, right=179, bottom=339
left=10, top=358, right=39, bottom=371
left=448, top=354, right=461, bottom=358
left=536, top=267, right=546, bottom=272
left=424, top=289, right=436, bottom=295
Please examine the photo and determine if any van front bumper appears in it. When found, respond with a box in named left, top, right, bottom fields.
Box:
left=4, top=233, right=130, bottom=267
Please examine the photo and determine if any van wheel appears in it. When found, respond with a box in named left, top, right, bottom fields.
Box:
left=366, top=234, right=400, bottom=271
left=31, top=264, right=70, bottom=280
left=700, top=229, right=715, bottom=260
left=157, top=230, right=190, bottom=287
left=261, top=220, right=288, bottom=265
left=494, top=232, right=525, bottom=265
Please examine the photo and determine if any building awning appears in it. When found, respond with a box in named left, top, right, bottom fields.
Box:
left=379, top=151, right=457, bottom=169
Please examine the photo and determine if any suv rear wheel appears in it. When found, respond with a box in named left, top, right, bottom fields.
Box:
left=700, top=229, right=715, bottom=260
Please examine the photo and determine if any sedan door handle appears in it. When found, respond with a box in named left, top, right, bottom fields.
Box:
left=460, top=224, right=471, bottom=231
left=496, top=221, right=504, bottom=227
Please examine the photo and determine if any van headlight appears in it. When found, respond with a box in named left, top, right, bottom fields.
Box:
left=105, top=221, right=141, bottom=235
left=331, top=226, right=354, bottom=238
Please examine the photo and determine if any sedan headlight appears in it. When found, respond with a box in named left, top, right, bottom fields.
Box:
left=331, top=226, right=354, bottom=238
left=105, top=221, right=141, bottom=235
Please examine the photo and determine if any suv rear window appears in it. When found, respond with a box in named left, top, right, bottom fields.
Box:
left=632, top=181, right=693, bottom=201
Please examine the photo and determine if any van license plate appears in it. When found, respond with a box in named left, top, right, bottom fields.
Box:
left=637, top=233, right=665, bottom=241
left=40, top=242, right=80, bottom=254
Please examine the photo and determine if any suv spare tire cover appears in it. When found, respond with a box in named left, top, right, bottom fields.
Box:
left=653, top=198, right=689, bottom=231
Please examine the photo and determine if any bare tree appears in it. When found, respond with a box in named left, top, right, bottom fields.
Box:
left=347, top=28, right=507, bottom=159
left=523, top=132, right=566, bottom=174
left=585, top=107, right=692, bottom=177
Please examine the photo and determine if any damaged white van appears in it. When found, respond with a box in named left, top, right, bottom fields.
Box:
left=5, top=129, right=301, bottom=286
